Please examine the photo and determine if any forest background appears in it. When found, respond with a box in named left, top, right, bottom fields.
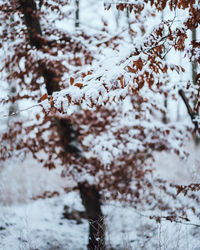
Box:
left=0, top=0, right=200, bottom=249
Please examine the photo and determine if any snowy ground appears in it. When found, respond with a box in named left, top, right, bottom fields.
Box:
left=0, top=142, right=200, bottom=250
left=1, top=192, right=200, bottom=250
left=0, top=192, right=88, bottom=250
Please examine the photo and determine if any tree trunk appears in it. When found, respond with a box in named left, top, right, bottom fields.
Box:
left=75, top=0, right=80, bottom=28
left=191, top=28, right=200, bottom=145
left=7, top=15, right=18, bottom=120
left=161, top=10, right=168, bottom=124
left=20, top=1, right=106, bottom=248
left=79, top=182, right=105, bottom=250
left=192, top=28, right=197, bottom=85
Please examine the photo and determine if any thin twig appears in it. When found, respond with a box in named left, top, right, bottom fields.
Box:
left=3, top=104, right=41, bottom=117
left=105, top=203, right=200, bottom=227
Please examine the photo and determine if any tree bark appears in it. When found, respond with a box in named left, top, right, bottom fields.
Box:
left=19, top=1, right=105, bottom=248
left=192, top=28, right=197, bottom=85
left=79, top=182, right=105, bottom=250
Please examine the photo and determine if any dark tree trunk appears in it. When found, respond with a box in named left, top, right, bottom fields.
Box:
left=20, top=1, right=106, bottom=248
left=192, top=28, right=197, bottom=85
left=79, top=182, right=105, bottom=250
left=75, top=0, right=80, bottom=28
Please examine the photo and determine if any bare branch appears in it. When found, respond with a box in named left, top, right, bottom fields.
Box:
left=178, top=89, right=199, bottom=131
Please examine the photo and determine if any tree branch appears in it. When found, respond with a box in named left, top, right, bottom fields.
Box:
left=178, top=89, right=199, bottom=131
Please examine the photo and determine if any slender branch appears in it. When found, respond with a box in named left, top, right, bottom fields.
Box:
left=161, top=45, right=173, bottom=59
left=105, top=203, right=200, bottom=227
left=178, top=89, right=194, bottom=120
left=3, top=104, right=41, bottom=117
left=178, top=89, right=199, bottom=131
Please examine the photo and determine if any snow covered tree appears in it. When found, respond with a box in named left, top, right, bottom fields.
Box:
left=0, top=0, right=199, bottom=249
